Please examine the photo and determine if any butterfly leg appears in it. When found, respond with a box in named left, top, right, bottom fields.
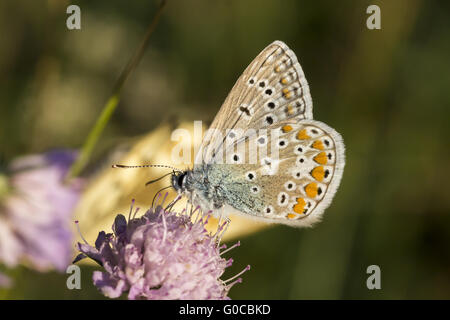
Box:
left=217, top=208, right=224, bottom=227
left=215, top=207, right=231, bottom=245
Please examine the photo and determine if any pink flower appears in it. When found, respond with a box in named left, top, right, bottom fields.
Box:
left=0, top=150, right=82, bottom=273
left=75, top=195, right=249, bottom=300
left=0, top=272, right=12, bottom=288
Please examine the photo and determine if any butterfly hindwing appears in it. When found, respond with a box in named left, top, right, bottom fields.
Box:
left=204, top=119, right=345, bottom=227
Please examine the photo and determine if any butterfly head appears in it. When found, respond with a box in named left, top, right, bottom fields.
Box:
left=171, top=170, right=188, bottom=193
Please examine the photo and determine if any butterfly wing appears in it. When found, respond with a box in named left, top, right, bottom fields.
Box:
left=191, top=40, right=344, bottom=227
left=206, top=119, right=345, bottom=227
left=195, top=40, right=313, bottom=165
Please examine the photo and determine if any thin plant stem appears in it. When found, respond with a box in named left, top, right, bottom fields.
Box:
left=66, top=0, right=167, bottom=180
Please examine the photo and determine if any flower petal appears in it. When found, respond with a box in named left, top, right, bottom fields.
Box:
left=93, top=271, right=127, bottom=298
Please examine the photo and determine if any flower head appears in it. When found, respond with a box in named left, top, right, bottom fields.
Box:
left=75, top=195, right=249, bottom=300
left=0, top=150, right=82, bottom=272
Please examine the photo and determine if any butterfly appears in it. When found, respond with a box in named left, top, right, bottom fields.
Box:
left=121, top=41, right=345, bottom=228
left=167, top=41, right=346, bottom=227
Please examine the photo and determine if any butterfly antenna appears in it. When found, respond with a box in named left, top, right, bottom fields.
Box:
left=112, top=164, right=181, bottom=172
left=112, top=164, right=182, bottom=187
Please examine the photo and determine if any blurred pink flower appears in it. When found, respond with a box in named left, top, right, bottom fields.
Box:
left=0, top=150, right=82, bottom=273
left=0, top=272, right=12, bottom=288
left=75, top=196, right=249, bottom=300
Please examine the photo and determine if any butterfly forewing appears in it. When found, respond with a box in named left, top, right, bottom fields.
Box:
left=196, top=41, right=313, bottom=165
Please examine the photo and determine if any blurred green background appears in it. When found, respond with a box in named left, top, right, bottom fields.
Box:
left=1, top=0, right=449, bottom=299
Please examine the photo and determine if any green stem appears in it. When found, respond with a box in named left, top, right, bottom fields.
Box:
left=66, top=94, right=120, bottom=179
left=66, top=0, right=167, bottom=180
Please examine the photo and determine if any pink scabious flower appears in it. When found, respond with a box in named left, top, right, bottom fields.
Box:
left=74, top=195, right=249, bottom=300
left=0, top=150, right=82, bottom=273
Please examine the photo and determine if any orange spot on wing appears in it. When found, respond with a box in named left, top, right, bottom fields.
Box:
left=282, top=88, right=292, bottom=99
left=287, top=213, right=297, bottom=219
left=312, top=140, right=324, bottom=150
left=287, top=104, right=295, bottom=115
left=313, top=152, right=328, bottom=164
left=282, top=125, right=293, bottom=133
left=293, top=197, right=306, bottom=214
left=311, top=166, right=325, bottom=181
left=296, top=129, right=310, bottom=140
left=305, top=183, right=318, bottom=198
left=281, top=78, right=288, bottom=84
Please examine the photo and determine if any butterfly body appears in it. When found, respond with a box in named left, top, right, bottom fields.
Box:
left=172, top=163, right=266, bottom=216
left=172, top=165, right=225, bottom=212
left=172, top=41, right=345, bottom=227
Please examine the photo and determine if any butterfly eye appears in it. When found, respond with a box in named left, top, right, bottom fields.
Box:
left=176, top=173, right=186, bottom=188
